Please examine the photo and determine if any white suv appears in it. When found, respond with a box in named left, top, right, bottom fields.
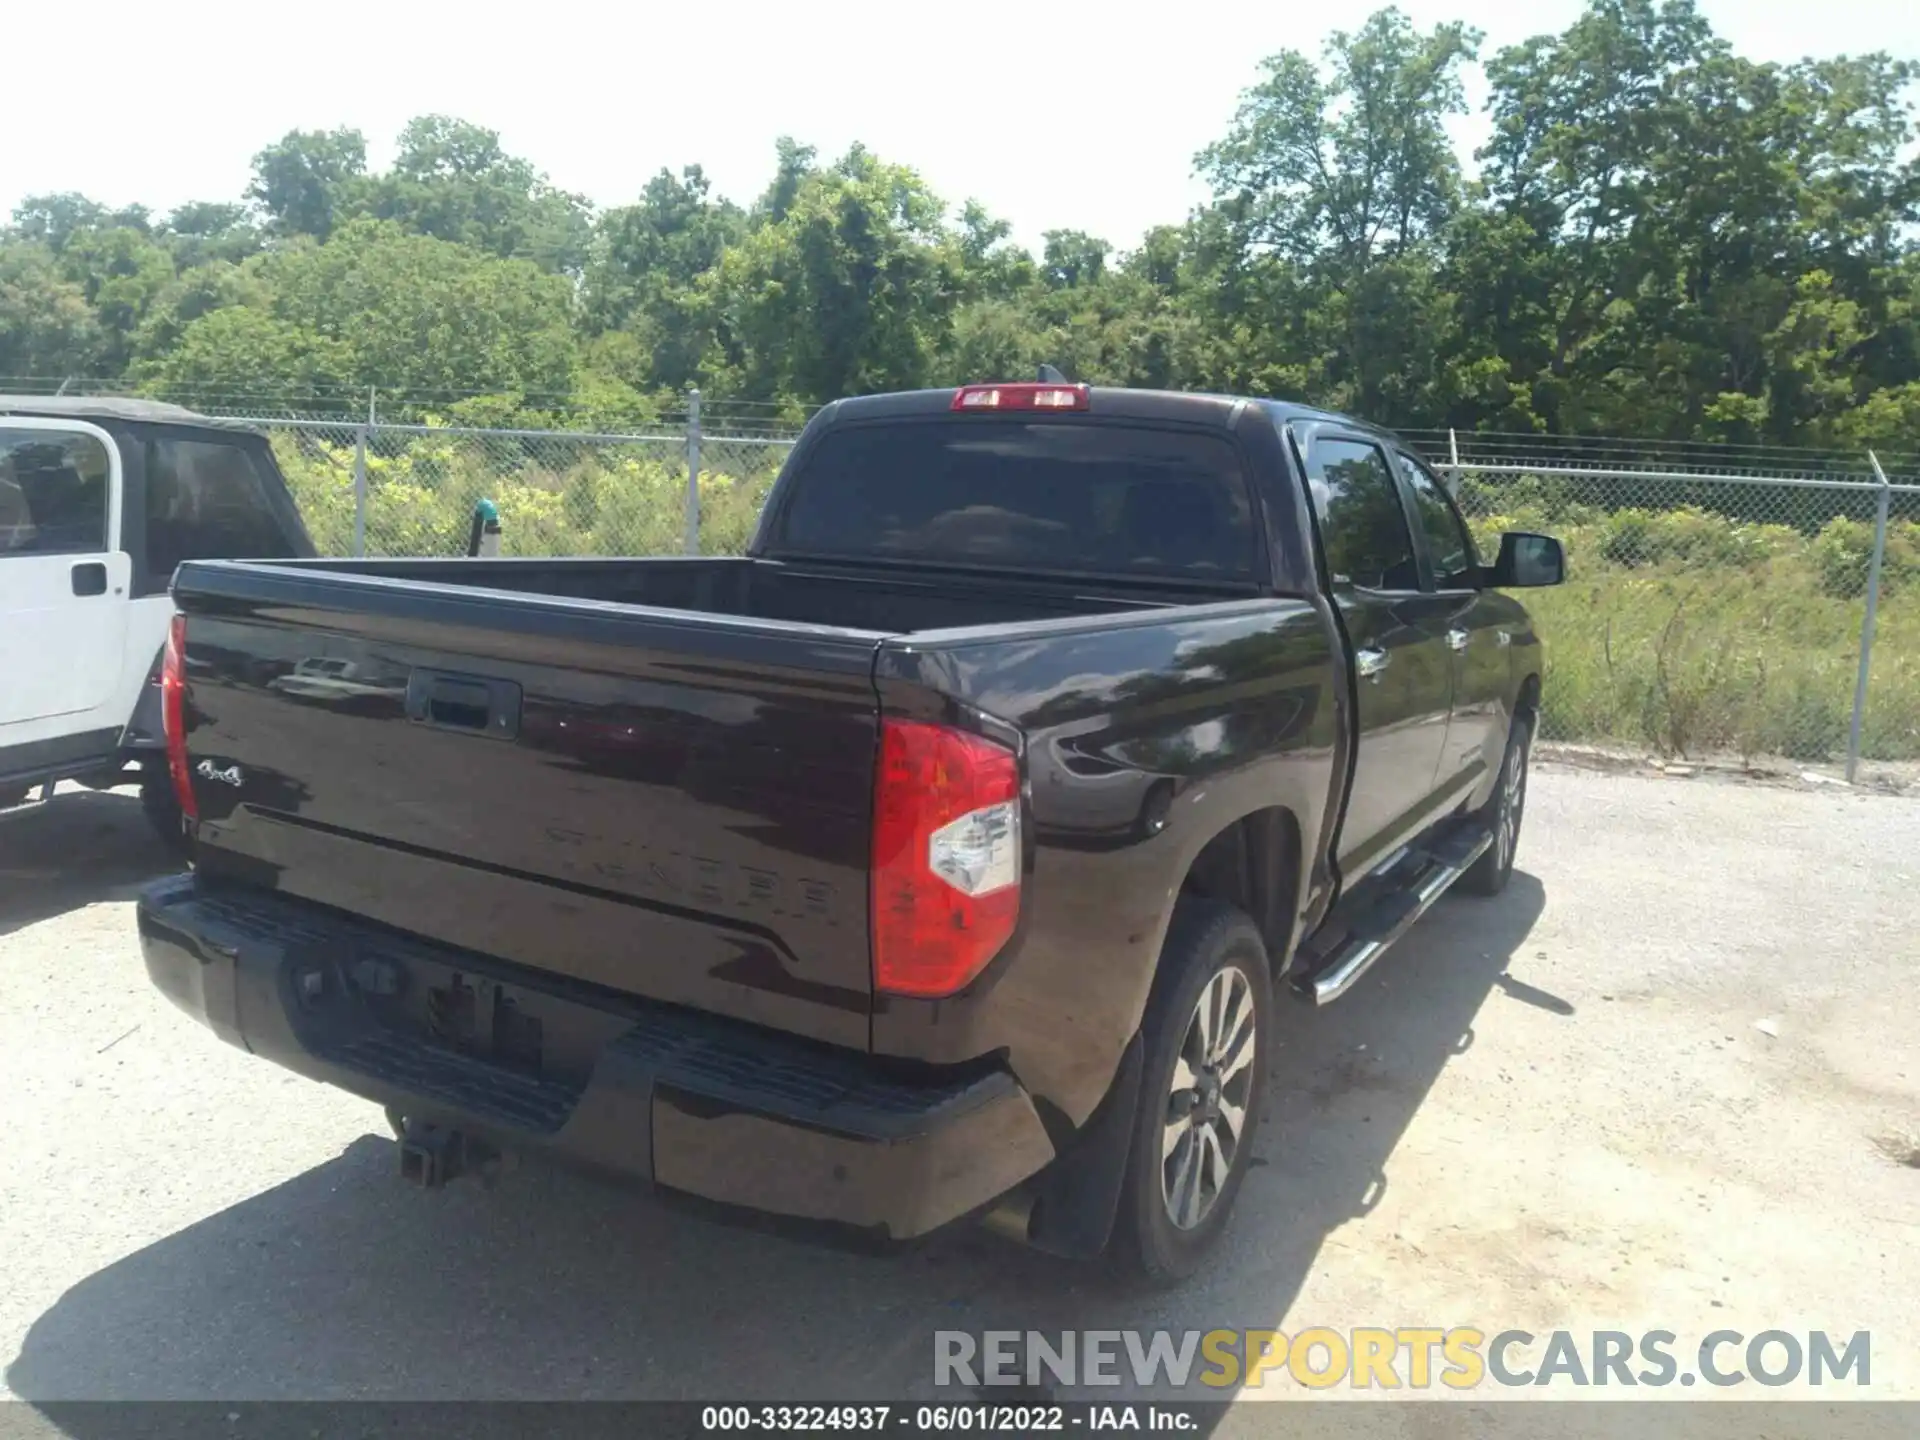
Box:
left=0, top=396, right=314, bottom=846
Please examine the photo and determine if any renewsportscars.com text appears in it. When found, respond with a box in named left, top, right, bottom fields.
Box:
left=935, top=1328, right=1871, bottom=1391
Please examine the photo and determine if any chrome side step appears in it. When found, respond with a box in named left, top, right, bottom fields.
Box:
left=1294, top=826, right=1493, bottom=1006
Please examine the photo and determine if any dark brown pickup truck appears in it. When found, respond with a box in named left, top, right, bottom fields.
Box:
left=137, top=382, right=1563, bottom=1283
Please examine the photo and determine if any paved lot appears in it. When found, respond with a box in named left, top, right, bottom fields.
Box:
left=2, top=768, right=1917, bottom=1426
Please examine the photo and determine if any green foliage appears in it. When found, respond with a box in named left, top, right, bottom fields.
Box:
left=271, top=430, right=775, bottom=564
left=5, top=2, right=1917, bottom=437
left=1596, top=506, right=1799, bottom=569
left=363, top=117, right=592, bottom=273
left=1460, top=499, right=1920, bottom=760
left=0, top=243, right=103, bottom=375
left=1809, top=517, right=1920, bottom=598
left=138, top=219, right=577, bottom=403
left=4, top=6, right=1920, bottom=764
left=248, top=129, right=369, bottom=241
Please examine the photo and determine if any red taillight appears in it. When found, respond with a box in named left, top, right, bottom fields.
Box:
left=951, top=382, right=1090, bottom=412
left=161, top=613, right=197, bottom=822
left=871, top=719, right=1022, bottom=998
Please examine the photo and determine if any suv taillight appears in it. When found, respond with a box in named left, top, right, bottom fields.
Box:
left=162, top=613, right=197, bottom=822
left=871, top=719, right=1021, bottom=998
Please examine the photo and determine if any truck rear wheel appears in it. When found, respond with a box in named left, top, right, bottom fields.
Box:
left=1110, top=898, right=1271, bottom=1286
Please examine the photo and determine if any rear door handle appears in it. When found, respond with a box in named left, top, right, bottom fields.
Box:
left=1446, top=628, right=1470, bottom=652
left=1356, top=648, right=1391, bottom=682
left=71, top=561, right=108, bottom=597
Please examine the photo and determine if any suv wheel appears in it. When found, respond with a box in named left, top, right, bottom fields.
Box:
left=1111, top=898, right=1271, bottom=1286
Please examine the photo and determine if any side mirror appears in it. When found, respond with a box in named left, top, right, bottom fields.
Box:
left=1488, top=531, right=1565, bottom=588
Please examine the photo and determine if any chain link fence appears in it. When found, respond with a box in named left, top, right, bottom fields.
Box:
left=1405, top=431, right=1920, bottom=778
left=260, top=415, right=793, bottom=562
left=242, top=406, right=1919, bottom=779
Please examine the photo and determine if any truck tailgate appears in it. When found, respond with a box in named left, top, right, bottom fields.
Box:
left=171, top=561, right=883, bottom=1050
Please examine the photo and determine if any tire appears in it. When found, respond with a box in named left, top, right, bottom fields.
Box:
left=1110, top=898, right=1272, bottom=1286
left=1460, top=715, right=1531, bottom=897
left=139, top=760, right=191, bottom=860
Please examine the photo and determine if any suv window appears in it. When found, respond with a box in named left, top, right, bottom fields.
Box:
left=145, top=436, right=297, bottom=583
left=0, top=427, right=111, bottom=556
left=1302, top=437, right=1418, bottom=591
left=773, top=420, right=1256, bottom=580
left=1396, top=453, right=1477, bottom=588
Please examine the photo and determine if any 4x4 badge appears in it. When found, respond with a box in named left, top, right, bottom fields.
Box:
left=195, top=759, right=244, bottom=788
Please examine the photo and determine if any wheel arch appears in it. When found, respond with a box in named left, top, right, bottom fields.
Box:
left=1175, top=804, right=1305, bottom=979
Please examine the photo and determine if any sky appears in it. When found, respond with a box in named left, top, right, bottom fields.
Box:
left=3, top=0, right=1916, bottom=255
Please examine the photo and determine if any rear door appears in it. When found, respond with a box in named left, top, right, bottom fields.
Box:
left=1298, top=433, right=1456, bottom=876
left=1394, top=449, right=1507, bottom=793
left=0, top=420, right=131, bottom=742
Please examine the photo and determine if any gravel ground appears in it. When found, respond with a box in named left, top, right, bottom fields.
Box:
left=1, top=768, right=1917, bottom=1429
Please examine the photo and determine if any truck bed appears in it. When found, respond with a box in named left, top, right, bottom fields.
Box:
left=169, top=555, right=1235, bottom=1053
left=284, top=554, right=1190, bottom=630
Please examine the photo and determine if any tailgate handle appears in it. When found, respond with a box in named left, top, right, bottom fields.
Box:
left=406, top=670, right=521, bottom=739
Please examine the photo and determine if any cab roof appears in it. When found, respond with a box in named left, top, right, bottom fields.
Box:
left=0, top=394, right=253, bottom=430
left=814, top=385, right=1408, bottom=447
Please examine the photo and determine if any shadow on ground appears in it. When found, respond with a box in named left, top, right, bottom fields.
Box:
left=7, top=874, right=1548, bottom=1412
left=0, top=790, right=180, bottom=942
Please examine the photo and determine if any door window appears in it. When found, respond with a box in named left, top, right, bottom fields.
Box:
left=1396, top=453, right=1478, bottom=589
left=0, top=428, right=111, bottom=557
left=1302, top=438, right=1419, bottom=591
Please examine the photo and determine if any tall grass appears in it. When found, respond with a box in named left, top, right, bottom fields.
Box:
left=272, top=432, right=1920, bottom=763
left=272, top=429, right=779, bottom=562
left=1464, top=491, right=1920, bottom=763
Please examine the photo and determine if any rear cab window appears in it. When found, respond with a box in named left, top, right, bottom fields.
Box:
left=144, top=433, right=302, bottom=589
left=767, top=420, right=1258, bottom=583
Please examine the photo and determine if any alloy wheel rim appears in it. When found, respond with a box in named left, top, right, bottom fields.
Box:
left=1498, top=741, right=1526, bottom=867
left=1161, top=965, right=1256, bottom=1231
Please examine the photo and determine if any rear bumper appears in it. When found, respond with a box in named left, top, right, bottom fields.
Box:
left=136, top=876, right=1057, bottom=1241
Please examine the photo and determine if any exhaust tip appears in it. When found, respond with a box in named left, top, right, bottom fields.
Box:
left=981, top=1189, right=1036, bottom=1244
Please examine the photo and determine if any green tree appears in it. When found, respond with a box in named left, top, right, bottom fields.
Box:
left=146, top=220, right=576, bottom=404
left=159, top=202, right=262, bottom=269
left=1470, top=0, right=1918, bottom=438
left=132, top=260, right=267, bottom=362
left=1195, top=8, right=1482, bottom=422
left=702, top=145, right=963, bottom=402
left=581, top=166, right=745, bottom=392
left=54, top=225, right=176, bottom=372
left=249, top=128, right=369, bottom=240
left=1199, top=9, right=1481, bottom=268
left=0, top=243, right=105, bottom=377
left=362, top=116, right=592, bottom=273
left=11, top=193, right=151, bottom=252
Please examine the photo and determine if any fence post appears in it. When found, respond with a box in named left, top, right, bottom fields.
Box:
left=1447, top=427, right=1462, bottom=495
left=684, top=388, right=702, bottom=556
left=1843, top=450, right=1893, bottom=783
left=351, top=423, right=368, bottom=558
